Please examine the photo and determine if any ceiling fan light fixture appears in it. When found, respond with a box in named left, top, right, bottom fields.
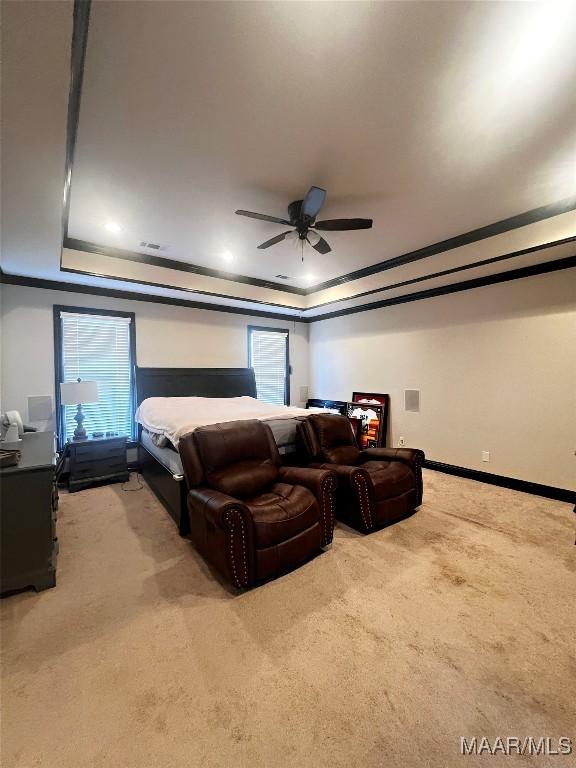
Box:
left=235, top=185, right=373, bottom=257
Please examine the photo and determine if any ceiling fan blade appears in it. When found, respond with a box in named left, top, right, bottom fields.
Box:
left=301, top=186, right=326, bottom=219
left=257, top=230, right=293, bottom=249
left=236, top=210, right=291, bottom=225
left=310, top=235, right=331, bottom=255
left=314, top=218, right=373, bottom=231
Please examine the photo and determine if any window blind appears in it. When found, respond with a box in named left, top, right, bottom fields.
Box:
left=59, top=311, right=134, bottom=442
left=248, top=327, right=289, bottom=405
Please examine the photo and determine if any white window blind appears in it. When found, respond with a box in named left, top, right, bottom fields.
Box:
left=248, top=327, right=289, bottom=405
left=59, top=311, right=134, bottom=442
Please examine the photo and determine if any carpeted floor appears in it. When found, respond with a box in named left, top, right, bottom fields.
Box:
left=1, top=470, right=574, bottom=768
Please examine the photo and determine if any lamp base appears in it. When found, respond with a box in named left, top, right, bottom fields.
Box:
left=72, top=404, right=87, bottom=441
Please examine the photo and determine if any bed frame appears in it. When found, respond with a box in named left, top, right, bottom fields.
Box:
left=136, top=367, right=257, bottom=535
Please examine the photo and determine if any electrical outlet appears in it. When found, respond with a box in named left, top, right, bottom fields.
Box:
left=398, top=436, right=406, bottom=447
left=482, top=451, right=490, bottom=462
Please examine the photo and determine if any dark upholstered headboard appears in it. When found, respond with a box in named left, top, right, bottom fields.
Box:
left=136, top=367, right=257, bottom=405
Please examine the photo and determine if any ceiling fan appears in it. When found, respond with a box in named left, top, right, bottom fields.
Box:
left=235, top=186, right=372, bottom=257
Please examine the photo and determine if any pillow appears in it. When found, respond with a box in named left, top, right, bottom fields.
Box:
left=146, top=429, right=169, bottom=449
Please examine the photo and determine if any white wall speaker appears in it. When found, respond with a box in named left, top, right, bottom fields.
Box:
left=28, top=395, right=53, bottom=422
left=404, top=389, right=420, bottom=412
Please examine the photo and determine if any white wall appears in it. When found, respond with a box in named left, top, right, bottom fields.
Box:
left=310, top=269, right=576, bottom=490
left=2, top=271, right=575, bottom=490
left=0, top=284, right=309, bottom=431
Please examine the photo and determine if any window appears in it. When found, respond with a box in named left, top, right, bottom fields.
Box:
left=248, top=326, right=290, bottom=405
left=54, top=307, right=136, bottom=446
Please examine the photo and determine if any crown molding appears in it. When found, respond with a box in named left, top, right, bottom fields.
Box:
left=3, top=255, right=574, bottom=323
left=0, top=271, right=303, bottom=322
left=307, top=254, right=576, bottom=321
left=61, top=3, right=576, bottom=304
left=309, top=197, right=576, bottom=293
left=304, top=236, right=576, bottom=312
left=62, top=0, right=91, bottom=243
left=64, top=238, right=307, bottom=296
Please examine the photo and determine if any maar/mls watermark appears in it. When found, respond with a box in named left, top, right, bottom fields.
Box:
left=460, top=736, right=573, bottom=756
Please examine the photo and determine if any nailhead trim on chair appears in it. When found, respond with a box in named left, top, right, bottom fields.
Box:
left=224, top=509, right=248, bottom=588
left=353, top=472, right=373, bottom=531
left=239, top=514, right=248, bottom=585
left=321, top=474, right=337, bottom=545
left=319, top=482, right=327, bottom=545
left=414, top=455, right=424, bottom=507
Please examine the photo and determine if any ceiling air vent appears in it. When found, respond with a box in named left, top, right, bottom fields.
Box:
left=139, top=241, right=167, bottom=251
left=275, top=274, right=290, bottom=280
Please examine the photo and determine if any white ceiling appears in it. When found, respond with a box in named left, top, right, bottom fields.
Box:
left=2, top=0, right=575, bottom=317
left=69, top=0, right=576, bottom=288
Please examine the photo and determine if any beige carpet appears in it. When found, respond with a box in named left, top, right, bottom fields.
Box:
left=1, top=470, right=574, bottom=768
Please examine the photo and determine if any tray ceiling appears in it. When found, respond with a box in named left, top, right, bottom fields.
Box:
left=2, top=1, right=575, bottom=319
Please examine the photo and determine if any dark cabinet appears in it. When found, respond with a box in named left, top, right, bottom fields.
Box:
left=1, top=432, right=58, bottom=594
left=67, top=436, right=128, bottom=492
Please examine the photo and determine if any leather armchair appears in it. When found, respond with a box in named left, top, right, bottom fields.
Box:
left=179, top=419, right=337, bottom=588
left=297, top=414, right=424, bottom=533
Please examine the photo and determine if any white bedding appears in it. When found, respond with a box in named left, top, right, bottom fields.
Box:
left=136, top=396, right=314, bottom=447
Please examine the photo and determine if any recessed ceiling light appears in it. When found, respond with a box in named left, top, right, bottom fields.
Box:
left=303, top=274, right=316, bottom=284
left=105, top=221, right=122, bottom=234
left=221, top=251, right=234, bottom=263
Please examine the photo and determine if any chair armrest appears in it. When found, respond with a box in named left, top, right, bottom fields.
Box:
left=278, top=465, right=336, bottom=495
left=361, top=447, right=424, bottom=467
left=309, top=462, right=368, bottom=483
left=360, top=448, right=425, bottom=506
left=278, top=466, right=338, bottom=546
left=188, top=487, right=251, bottom=530
left=187, top=487, right=254, bottom=588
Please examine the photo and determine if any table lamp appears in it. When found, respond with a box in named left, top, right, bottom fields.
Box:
left=60, top=378, right=99, bottom=441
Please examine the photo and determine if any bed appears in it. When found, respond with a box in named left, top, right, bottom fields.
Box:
left=135, top=367, right=311, bottom=535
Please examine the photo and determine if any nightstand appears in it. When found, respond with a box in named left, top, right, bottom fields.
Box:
left=66, top=436, right=129, bottom=492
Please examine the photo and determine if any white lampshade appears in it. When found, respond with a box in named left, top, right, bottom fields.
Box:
left=60, top=380, right=99, bottom=406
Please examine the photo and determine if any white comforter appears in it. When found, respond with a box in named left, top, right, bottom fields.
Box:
left=135, top=396, right=314, bottom=447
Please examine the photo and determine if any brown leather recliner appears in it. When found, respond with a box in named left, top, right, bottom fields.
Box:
left=178, top=419, right=337, bottom=589
left=297, top=413, right=424, bottom=534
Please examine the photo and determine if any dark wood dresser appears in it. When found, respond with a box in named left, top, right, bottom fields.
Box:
left=67, top=436, right=129, bottom=492
left=0, top=431, right=58, bottom=594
